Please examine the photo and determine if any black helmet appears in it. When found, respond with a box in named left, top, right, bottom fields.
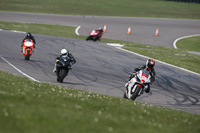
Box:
left=146, top=59, right=155, bottom=70
left=26, top=33, right=32, bottom=38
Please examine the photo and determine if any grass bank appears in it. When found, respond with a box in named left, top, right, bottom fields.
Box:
left=0, top=0, right=200, bottom=19
left=0, top=71, right=200, bottom=133
left=1, top=21, right=199, bottom=74
left=176, top=36, right=200, bottom=52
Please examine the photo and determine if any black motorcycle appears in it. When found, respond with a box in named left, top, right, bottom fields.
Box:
left=56, top=55, right=71, bottom=83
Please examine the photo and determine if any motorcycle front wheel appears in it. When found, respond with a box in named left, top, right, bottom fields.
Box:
left=131, top=86, right=141, bottom=101
left=57, top=69, right=67, bottom=83
left=25, top=50, right=30, bottom=60
left=86, top=36, right=92, bottom=41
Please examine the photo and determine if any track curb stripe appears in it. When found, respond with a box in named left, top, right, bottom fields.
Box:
left=173, top=34, right=200, bottom=49
left=106, top=43, right=200, bottom=77
left=0, top=55, right=40, bottom=83
left=75, top=26, right=81, bottom=36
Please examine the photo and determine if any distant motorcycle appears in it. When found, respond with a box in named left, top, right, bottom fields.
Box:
left=86, top=30, right=103, bottom=41
left=22, top=39, right=34, bottom=60
left=124, top=69, right=151, bottom=101
left=56, top=55, right=72, bottom=83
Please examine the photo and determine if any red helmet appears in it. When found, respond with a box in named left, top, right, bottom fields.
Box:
left=146, top=59, right=155, bottom=70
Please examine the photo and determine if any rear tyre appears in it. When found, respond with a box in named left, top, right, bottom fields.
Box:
left=93, top=36, right=98, bottom=42
left=57, top=77, right=60, bottom=82
left=123, top=93, right=128, bottom=99
left=145, top=85, right=150, bottom=93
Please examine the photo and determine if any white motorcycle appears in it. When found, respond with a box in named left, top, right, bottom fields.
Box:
left=124, top=69, right=151, bottom=101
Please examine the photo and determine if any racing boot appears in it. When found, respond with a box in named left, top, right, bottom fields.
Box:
left=53, top=68, right=56, bottom=73
left=53, top=65, right=57, bottom=73
left=145, top=85, right=150, bottom=93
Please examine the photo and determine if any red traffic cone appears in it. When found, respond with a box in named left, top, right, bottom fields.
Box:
left=155, top=28, right=159, bottom=37
left=127, top=26, right=131, bottom=35
left=103, top=24, right=107, bottom=33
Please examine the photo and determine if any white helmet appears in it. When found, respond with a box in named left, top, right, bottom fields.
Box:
left=61, top=49, right=68, bottom=55
left=99, top=27, right=103, bottom=32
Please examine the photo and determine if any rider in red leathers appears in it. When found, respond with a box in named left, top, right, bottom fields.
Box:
left=95, top=27, right=103, bottom=41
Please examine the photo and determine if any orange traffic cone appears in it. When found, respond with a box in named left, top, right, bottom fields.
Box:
left=155, top=28, right=159, bottom=37
left=103, top=24, right=107, bottom=33
left=127, top=26, right=131, bottom=35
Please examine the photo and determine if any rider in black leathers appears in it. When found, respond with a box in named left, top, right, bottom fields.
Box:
left=125, top=59, right=156, bottom=93
left=21, top=33, right=36, bottom=49
left=53, top=49, right=76, bottom=73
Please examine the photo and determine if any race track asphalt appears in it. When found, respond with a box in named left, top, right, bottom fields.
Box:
left=1, top=12, right=200, bottom=48
left=0, top=12, right=200, bottom=114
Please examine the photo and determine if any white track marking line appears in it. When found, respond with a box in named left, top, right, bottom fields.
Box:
left=107, top=43, right=123, bottom=47
left=1, top=29, right=199, bottom=77
left=0, top=55, right=40, bottom=83
left=0, top=29, right=26, bottom=34
left=173, top=34, right=200, bottom=49
left=117, top=47, right=200, bottom=76
left=106, top=43, right=200, bottom=77
left=75, top=26, right=81, bottom=35
left=11, top=30, right=26, bottom=34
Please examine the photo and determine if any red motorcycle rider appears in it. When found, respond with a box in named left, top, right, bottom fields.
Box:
left=95, top=27, right=103, bottom=41
left=86, top=27, right=103, bottom=41
left=21, top=33, right=36, bottom=51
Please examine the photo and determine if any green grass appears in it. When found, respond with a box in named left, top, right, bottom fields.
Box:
left=123, top=42, right=200, bottom=74
left=0, top=21, right=85, bottom=39
left=0, top=21, right=200, bottom=74
left=0, top=71, right=200, bottom=133
left=176, top=36, right=200, bottom=52
left=0, top=0, right=200, bottom=19
left=1, top=1, right=200, bottom=132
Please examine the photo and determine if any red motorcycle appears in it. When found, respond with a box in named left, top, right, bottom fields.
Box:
left=22, top=39, right=34, bottom=60
left=86, top=30, right=103, bottom=42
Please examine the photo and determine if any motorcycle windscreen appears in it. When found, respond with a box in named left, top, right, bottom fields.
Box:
left=60, top=56, right=71, bottom=67
left=140, top=70, right=151, bottom=84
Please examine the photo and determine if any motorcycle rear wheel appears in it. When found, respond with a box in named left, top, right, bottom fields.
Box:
left=93, top=36, right=99, bottom=42
left=123, top=93, right=128, bottom=99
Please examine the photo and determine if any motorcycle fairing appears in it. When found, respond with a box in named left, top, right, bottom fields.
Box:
left=90, top=30, right=98, bottom=36
left=22, top=39, right=34, bottom=56
left=126, top=69, right=151, bottom=99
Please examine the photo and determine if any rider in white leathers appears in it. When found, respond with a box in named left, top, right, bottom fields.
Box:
left=125, top=59, right=156, bottom=93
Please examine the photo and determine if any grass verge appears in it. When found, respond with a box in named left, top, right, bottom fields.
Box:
left=0, top=0, right=200, bottom=19
left=176, top=36, right=200, bottom=52
left=0, top=71, right=200, bottom=133
left=1, top=21, right=199, bottom=74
